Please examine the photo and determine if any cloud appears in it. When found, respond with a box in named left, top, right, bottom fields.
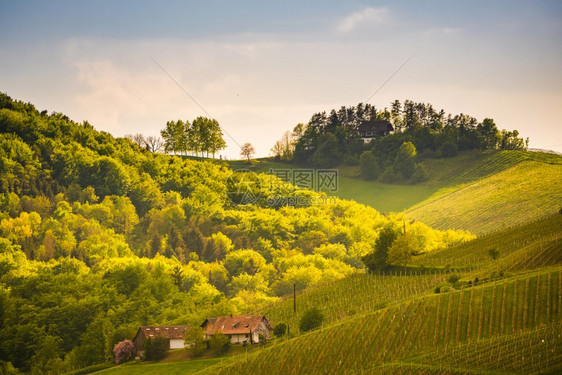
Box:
left=338, top=7, right=388, bottom=32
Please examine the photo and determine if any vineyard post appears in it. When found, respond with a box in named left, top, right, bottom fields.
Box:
left=546, top=271, right=551, bottom=323
left=534, top=271, right=540, bottom=327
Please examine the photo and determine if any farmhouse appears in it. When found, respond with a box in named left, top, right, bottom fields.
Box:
left=132, top=325, right=190, bottom=355
left=358, top=119, right=394, bottom=143
left=201, top=315, right=273, bottom=344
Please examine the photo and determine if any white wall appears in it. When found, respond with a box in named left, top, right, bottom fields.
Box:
left=169, top=338, right=185, bottom=349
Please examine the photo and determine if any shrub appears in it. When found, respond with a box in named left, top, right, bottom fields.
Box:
left=412, top=163, right=430, bottom=183
left=113, top=340, right=136, bottom=364
left=184, top=327, right=206, bottom=356
left=209, top=332, right=230, bottom=356
left=299, top=307, right=324, bottom=332
left=144, top=336, right=168, bottom=361
left=393, top=141, right=416, bottom=179
left=448, top=274, right=460, bottom=285
left=488, top=248, right=499, bottom=260
left=273, top=323, right=287, bottom=338
left=379, top=166, right=397, bottom=183
left=359, top=151, right=381, bottom=180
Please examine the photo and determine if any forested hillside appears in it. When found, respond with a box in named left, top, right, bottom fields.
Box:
left=0, top=93, right=472, bottom=374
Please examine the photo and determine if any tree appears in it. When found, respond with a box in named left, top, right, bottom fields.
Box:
left=209, top=332, right=230, bottom=356
left=192, top=117, right=225, bottom=157
left=273, top=323, right=287, bottom=338
left=240, top=143, right=255, bottom=161
left=113, top=340, right=135, bottom=364
left=386, top=233, right=419, bottom=267
left=144, top=336, right=168, bottom=361
left=476, top=118, right=501, bottom=149
left=160, top=120, right=187, bottom=155
left=393, top=141, right=417, bottom=179
left=439, top=141, right=458, bottom=157
left=359, top=151, right=381, bottom=180
left=184, top=327, right=206, bottom=356
left=145, top=136, right=164, bottom=153
left=362, top=227, right=398, bottom=272
left=299, top=306, right=324, bottom=332
left=271, top=131, right=294, bottom=160
left=311, top=133, right=342, bottom=168
left=500, top=129, right=526, bottom=150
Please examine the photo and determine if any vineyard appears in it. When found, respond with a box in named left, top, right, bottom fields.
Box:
left=256, top=271, right=448, bottom=335
left=407, top=160, right=562, bottom=234
left=199, top=267, right=562, bottom=374
left=411, top=214, right=562, bottom=271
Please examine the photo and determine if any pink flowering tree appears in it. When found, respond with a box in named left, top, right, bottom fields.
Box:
left=113, top=340, right=136, bottom=364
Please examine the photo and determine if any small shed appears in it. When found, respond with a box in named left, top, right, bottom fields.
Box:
left=132, top=325, right=190, bottom=355
left=201, top=315, right=272, bottom=344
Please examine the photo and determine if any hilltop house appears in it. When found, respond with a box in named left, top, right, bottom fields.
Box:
left=358, top=119, right=394, bottom=143
left=132, top=325, right=190, bottom=355
left=201, top=315, right=273, bottom=344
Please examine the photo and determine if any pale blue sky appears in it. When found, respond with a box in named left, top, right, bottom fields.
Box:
left=1, top=1, right=561, bottom=157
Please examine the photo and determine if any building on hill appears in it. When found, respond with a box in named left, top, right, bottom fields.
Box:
left=132, top=325, right=190, bottom=355
left=201, top=315, right=273, bottom=344
left=358, top=119, right=394, bottom=143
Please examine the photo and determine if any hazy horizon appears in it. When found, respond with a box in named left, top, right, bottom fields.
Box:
left=1, top=0, right=561, bottom=157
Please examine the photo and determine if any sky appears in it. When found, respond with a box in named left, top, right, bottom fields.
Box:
left=1, top=0, right=561, bottom=158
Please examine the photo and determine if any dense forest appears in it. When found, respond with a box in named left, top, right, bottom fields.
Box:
left=272, top=100, right=528, bottom=182
left=0, top=93, right=473, bottom=373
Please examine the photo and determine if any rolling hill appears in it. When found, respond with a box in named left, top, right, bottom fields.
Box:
left=231, top=150, right=562, bottom=235
left=109, top=214, right=562, bottom=374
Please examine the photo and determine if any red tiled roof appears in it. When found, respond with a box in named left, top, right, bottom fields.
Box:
left=136, top=325, right=190, bottom=340
left=205, top=315, right=272, bottom=335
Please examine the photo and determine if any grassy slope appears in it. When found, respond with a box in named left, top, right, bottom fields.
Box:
left=227, top=150, right=562, bottom=234
left=94, top=358, right=225, bottom=375
left=226, top=159, right=435, bottom=213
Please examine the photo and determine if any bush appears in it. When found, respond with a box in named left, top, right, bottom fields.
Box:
left=184, top=327, right=206, bottom=356
left=209, top=332, right=230, bottom=356
left=379, top=166, right=397, bottom=183
left=299, top=307, right=324, bottom=332
left=412, top=163, right=430, bottom=183
left=359, top=151, right=381, bottom=180
left=113, top=340, right=136, bottom=364
left=488, top=248, right=499, bottom=260
left=393, top=142, right=416, bottom=179
left=439, top=141, right=458, bottom=157
left=273, top=323, right=287, bottom=338
left=144, top=336, right=168, bottom=361
left=448, top=274, right=460, bottom=285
